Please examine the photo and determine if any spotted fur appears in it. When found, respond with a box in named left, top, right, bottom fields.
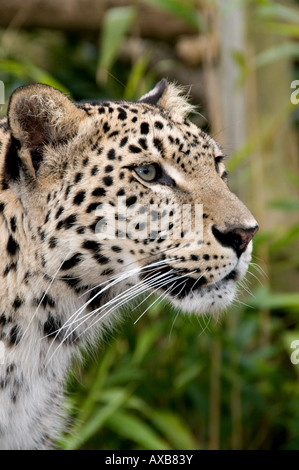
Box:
left=0, top=79, right=258, bottom=449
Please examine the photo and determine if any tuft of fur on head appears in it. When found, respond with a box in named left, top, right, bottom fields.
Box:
left=139, top=79, right=197, bottom=119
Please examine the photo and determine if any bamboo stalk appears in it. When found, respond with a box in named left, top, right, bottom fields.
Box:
left=208, top=338, right=222, bottom=450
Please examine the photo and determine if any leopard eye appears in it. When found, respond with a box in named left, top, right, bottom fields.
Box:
left=134, top=164, right=158, bottom=182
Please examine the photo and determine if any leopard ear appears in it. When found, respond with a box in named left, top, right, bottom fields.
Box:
left=6, top=84, right=87, bottom=180
left=138, top=79, right=168, bottom=106
left=138, top=79, right=195, bottom=118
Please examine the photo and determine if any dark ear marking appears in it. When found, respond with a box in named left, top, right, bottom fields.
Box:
left=138, top=79, right=195, bottom=118
left=3, top=137, right=21, bottom=184
left=138, top=79, right=168, bottom=106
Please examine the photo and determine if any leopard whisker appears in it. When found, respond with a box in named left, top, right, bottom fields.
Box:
left=23, top=253, right=70, bottom=340
left=45, top=267, right=179, bottom=361
left=66, top=258, right=182, bottom=331
left=249, top=261, right=268, bottom=279
left=79, top=257, right=182, bottom=298
left=246, top=269, right=264, bottom=286
left=76, top=270, right=180, bottom=333
left=190, top=269, right=208, bottom=294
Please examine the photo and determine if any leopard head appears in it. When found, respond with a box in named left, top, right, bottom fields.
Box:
left=4, top=79, right=258, bottom=323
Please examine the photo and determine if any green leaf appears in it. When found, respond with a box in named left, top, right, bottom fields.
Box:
left=269, top=199, right=299, bottom=211
left=124, top=55, right=151, bottom=101
left=175, top=363, right=203, bottom=388
left=258, top=3, right=299, bottom=24
left=255, top=42, right=299, bottom=68
left=264, top=21, right=299, bottom=39
left=248, top=287, right=299, bottom=311
left=0, top=59, right=69, bottom=95
left=97, top=6, right=136, bottom=84
left=149, top=410, right=198, bottom=449
left=143, top=0, right=200, bottom=29
left=62, top=387, right=133, bottom=449
left=269, top=225, right=299, bottom=255
left=123, top=395, right=197, bottom=449
left=132, top=322, right=161, bottom=364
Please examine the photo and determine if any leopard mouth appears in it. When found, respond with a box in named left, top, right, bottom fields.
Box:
left=142, top=264, right=238, bottom=300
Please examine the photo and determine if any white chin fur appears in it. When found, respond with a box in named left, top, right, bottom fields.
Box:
left=169, top=279, right=237, bottom=314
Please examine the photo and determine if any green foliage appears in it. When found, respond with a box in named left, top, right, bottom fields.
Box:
left=97, top=6, right=137, bottom=85
left=143, top=0, right=201, bottom=29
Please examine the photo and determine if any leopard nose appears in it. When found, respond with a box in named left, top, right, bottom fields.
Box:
left=212, top=224, right=259, bottom=257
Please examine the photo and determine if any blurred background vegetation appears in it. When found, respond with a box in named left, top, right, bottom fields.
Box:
left=0, top=0, right=299, bottom=450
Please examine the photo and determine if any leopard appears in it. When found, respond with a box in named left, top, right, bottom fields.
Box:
left=0, top=79, right=258, bottom=449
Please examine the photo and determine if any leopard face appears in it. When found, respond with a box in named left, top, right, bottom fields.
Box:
left=1, top=79, right=258, bottom=330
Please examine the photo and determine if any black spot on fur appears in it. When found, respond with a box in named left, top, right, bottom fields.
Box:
left=64, top=214, right=77, bottom=229
left=154, top=121, right=164, bottom=129
left=111, top=245, right=122, bottom=252
left=91, top=165, right=99, bottom=176
left=117, top=188, right=125, bottom=197
left=93, top=254, right=109, bottom=265
left=103, top=176, right=113, bottom=186
left=9, top=325, right=22, bottom=346
left=117, top=107, right=127, bottom=120
left=73, top=190, right=86, bottom=205
left=126, top=196, right=137, bottom=207
left=3, top=137, right=21, bottom=185
left=74, top=172, right=83, bottom=184
left=82, top=240, right=101, bottom=252
left=32, top=294, right=53, bottom=310
left=107, top=149, right=116, bottom=160
left=120, top=137, right=128, bottom=147
left=44, top=212, right=50, bottom=224
left=86, top=202, right=99, bottom=213
left=103, top=122, right=110, bottom=133
left=153, top=138, right=164, bottom=155
left=56, top=207, right=64, bottom=219
left=10, top=217, right=17, bottom=232
left=108, top=131, right=119, bottom=138
left=62, top=276, right=80, bottom=290
left=4, top=263, right=17, bottom=276
left=43, top=314, right=62, bottom=338
left=7, top=236, right=19, bottom=256
left=49, top=236, right=58, bottom=248
left=129, top=145, right=142, bottom=154
left=13, top=296, right=23, bottom=310
left=138, top=138, right=148, bottom=150
left=140, top=122, right=149, bottom=135
left=64, top=185, right=72, bottom=200
left=92, top=187, right=106, bottom=197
